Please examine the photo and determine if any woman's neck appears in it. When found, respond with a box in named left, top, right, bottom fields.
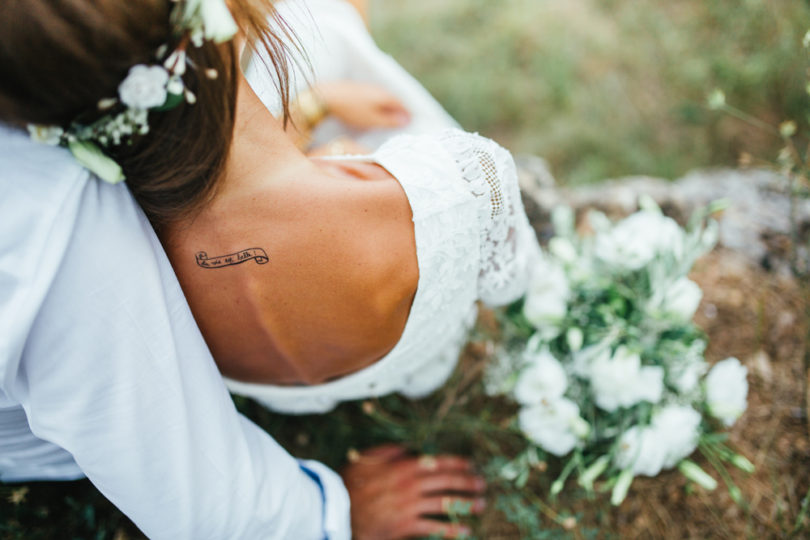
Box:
left=219, top=73, right=313, bottom=195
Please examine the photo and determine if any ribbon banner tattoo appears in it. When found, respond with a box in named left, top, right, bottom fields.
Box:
left=196, top=248, right=269, bottom=269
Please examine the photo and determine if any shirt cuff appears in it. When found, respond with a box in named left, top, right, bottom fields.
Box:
left=297, top=459, right=351, bottom=540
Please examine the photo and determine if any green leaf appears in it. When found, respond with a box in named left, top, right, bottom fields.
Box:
left=68, top=140, right=124, bottom=184
left=153, top=92, right=184, bottom=112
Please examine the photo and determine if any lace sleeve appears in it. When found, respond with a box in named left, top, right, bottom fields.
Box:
left=434, top=129, right=541, bottom=306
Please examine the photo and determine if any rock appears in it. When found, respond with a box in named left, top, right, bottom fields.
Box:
left=518, top=165, right=810, bottom=274
left=748, top=350, right=773, bottom=386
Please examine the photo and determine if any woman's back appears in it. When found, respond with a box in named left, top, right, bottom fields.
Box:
left=162, top=143, right=420, bottom=385
left=161, top=66, right=540, bottom=413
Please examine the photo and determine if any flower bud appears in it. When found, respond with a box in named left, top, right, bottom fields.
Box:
left=779, top=120, right=797, bottom=138
left=566, top=327, right=584, bottom=352
left=678, top=460, right=717, bottom=491
left=68, top=140, right=125, bottom=184
left=578, top=456, right=610, bottom=490
left=707, top=89, right=726, bottom=110
left=610, top=469, right=634, bottom=506
left=730, top=454, right=755, bottom=473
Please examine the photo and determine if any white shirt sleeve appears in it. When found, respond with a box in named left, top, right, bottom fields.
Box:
left=0, top=127, right=350, bottom=540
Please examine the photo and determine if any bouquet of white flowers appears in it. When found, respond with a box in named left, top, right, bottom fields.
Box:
left=487, top=197, right=753, bottom=505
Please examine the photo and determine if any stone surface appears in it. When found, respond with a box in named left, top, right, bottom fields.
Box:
left=516, top=159, right=810, bottom=275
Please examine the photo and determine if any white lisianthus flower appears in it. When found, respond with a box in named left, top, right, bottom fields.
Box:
left=705, top=357, right=748, bottom=426
left=670, top=359, right=708, bottom=394
left=523, top=257, right=570, bottom=338
left=571, top=341, right=610, bottom=377
left=657, top=277, right=702, bottom=322
left=614, top=425, right=667, bottom=477
left=200, top=0, right=239, bottom=43
left=118, top=65, right=169, bottom=109
left=27, top=124, right=63, bottom=146
left=652, top=404, right=702, bottom=468
left=594, top=210, right=684, bottom=271
left=518, top=397, right=588, bottom=457
left=549, top=237, right=577, bottom=264
left=589, top=346, right=664, bottom=412
left=513, top=349, right=567, bottom=405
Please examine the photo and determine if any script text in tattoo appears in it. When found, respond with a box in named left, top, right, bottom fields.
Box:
left=196, top=247, right=269, bottom=269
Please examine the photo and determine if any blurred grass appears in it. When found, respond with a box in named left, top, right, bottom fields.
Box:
left=371, top=0, right=810, bottom=184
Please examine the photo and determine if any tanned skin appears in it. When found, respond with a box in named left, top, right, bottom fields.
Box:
left=160, top=67, right=485, bottom=540
left=162, top=74, right=418, bottom=386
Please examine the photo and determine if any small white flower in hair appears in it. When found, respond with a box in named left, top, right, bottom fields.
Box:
left=200, top=0, right=239, bottom=43
left=27, top=124, right=64, bottom=146
left=118, top=65, right=170, bottom=110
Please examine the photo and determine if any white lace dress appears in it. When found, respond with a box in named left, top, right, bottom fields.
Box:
left=225, top=129, right=541, bottom=413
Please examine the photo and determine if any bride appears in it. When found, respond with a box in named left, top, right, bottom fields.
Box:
left=4, top=0, right=539, bottom=537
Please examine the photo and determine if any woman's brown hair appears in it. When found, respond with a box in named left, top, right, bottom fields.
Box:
left=0, top=0, right=295, bottom=228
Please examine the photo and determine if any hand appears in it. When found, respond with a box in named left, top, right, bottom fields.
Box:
left=317, top=82, right=411, bottom=130
left=341, top=444, right=486, bottom=540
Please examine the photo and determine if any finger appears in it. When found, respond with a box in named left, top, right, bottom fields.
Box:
left=414, top=495, right=486, bottom=516
left=407, top=519, right=472, bottom=539
left=359, top=443, right=409, bottom=460
left=417, top=473, right=487, bottom=495
left=376, top=105, right=411, bottom=127
left=412, top=455, right=475, bottom=473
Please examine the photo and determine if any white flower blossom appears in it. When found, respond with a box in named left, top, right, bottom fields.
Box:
left=118, top=65, right=169, bottom=109
left=615, top=405, right=700, bottom=477
left=523, top=257, right=570, bottom=338
left=652, top=404, right=702, bottom=468
left=163, top=49, right=187, bottom=76
left=483, top=352, right=519, bottom=396
left=514, top=349, right=568, bottom=405
left=549, top=237, right=577, bottom=264
left=27, top=124, right=63, bottom=146
left=670, top=358, right=708, bottom=394
left=589, top=346, right=664, bottom=412
left=705, top=357, right=748, bottom=426
left=571, top=340, right=610, bottom=377
left=167, top=76, right=185, bottom=96
left=200, top=0, right=239, bottom=43
left=614, top=425, right=667, bottom=477
left=652, top=277, right=702, bottom=322
left=594, top=210, right=684, bottom=271
left=518, top=397, right=588, bottom=457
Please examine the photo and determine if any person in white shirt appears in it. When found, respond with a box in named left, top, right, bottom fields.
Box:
left=0, top=0, right=492, bottom=538
left=0, top=123, right=350, bottom=539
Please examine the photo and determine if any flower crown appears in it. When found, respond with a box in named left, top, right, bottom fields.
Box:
left=27, top=0, right=238, bottom=184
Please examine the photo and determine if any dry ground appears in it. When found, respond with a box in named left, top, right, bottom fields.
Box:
left=471, top=247, right=809, bottom=539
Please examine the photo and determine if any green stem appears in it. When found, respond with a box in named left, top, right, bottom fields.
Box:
left=791, top=484, right=810, bottom=537
left=550, top=452, right=581, bottom=497
left=718, top=104, right=780, bottom=135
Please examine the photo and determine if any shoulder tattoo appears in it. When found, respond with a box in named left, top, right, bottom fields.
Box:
left=195, top=247, right=269, bottom=269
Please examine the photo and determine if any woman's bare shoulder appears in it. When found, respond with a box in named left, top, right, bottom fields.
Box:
left=162, top=159, right=418, bottom=385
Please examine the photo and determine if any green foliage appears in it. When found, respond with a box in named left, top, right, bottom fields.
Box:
left=0, top=480, right=139, bottom=540
left=372, top=0, right=810, bottom=184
